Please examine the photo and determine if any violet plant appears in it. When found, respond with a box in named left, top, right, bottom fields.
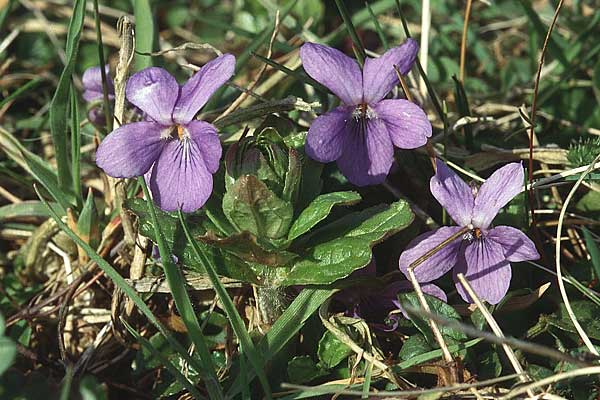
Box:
left=399, top=159, right=540, bottom=304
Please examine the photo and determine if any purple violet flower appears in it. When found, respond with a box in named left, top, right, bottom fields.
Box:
left=338, top=262, right=447, bottom=331
left=399, top=159, right=540, bottom=304
left=299, top=39, right=432, bottom=186
left=82, top=64, right=115, bottom=102
left=82, top=65, right=115, bottom=126
left=96, top=54, right=235, bottom=212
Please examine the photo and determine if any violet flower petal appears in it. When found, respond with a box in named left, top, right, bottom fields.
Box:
left=487, top=226, right=539, bottom=262
left=373, top=99, right=431, bottom=149
left=299, top=42, right=363, bottom=105
left=430, top=159, right=474, bottom=227
left=173, top=54, right=235, bottom=124
left=453, top=239, right=511, bottom=304
left=96, top=121, right=165, bottom=178
left=399, top=226, right=464, bottom=282
left=362, top=38, right=419, bottom=103
left=186, top=120, right=222, bottom=174
left=305, top=106, right=351, bottom=163
left=126, top=67, right=179, bottom=125
left=472, top=162, right=523, bottom=229
left=336, top=117, right=393, bottom=186
left=82, top=65, right=114, bottom=101
left=149, top=138, right=213, bottom=212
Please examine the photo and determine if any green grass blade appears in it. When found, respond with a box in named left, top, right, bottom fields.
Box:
left=178, top=210, right=273, bottom=400
left=0, top=0, right=15, bottom=34
left=33, top=185, right=209, bottom=383
left=139, top=179, right=224, bottom=400
left=366, top=1, right=388, bottom=50
left=49, top=0, right=86, bottom=191
left=69, top=85, right=82, bottom=209
left=93, top=0, right=113, bottom=131
left=122, top=320, right=206, bottom=400
left=227, top=288, right=334, bottom=397
left=0, top=78, right=44, bottom=109
left=251, top=53, right=329, bottom=95
left=334, top=0, right=366, bottom=65
left=133, top=0, right=156, bottom=69
left=59, top=367, right=74, bottom=400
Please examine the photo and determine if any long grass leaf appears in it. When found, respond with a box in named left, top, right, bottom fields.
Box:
left=122, top=320, right=206, bottom=400
left=133, top=0, right=156, bottom=70
left=49, top=0, right=86, bottom=191
left=178, top=211, right=273, bottom=400
left=34, top=185, right=209, bottom=383
left=69, top=85, right=82, bottom=209
left=139, top=179, right=224, bottom=400
left=366, top=1, right=388, bottom=50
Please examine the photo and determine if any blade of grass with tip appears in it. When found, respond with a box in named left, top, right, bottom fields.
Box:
left=133, top=0, right=156, bottom=70
left=178, top=210, right=273, bottom=399
left=139, top=179, right=224, bottom=400
left=122, top=320, right=206, bottom=400
left=366, top=1, right=388, bottom=50
left=49, top=0, right=86, bottom=191
left=227, top=288, right=334, bottom=397
left=69, top=85, right=82, bottom=209
left=334, top=0, right=366, bottom=65
left=34, top=185, right=211, bottom=385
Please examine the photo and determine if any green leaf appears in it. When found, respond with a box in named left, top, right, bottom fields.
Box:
left=125, top=198, right=259, bottom=283
left=397, top=292, right=467, bottom=344
left=395, top=338, right=482, bottom=371
left=223, top=175, right=294, bottom=240
left=287, top=356, right=328, bottom=384
left=398, top=334, right=432, bottom=361
left=317, top=330, right=353, bottom=369
left=546, top=300, right=600, bottom=340
left=582, top=228, right=600, bottom=280
left=49, top=0, right=86, bottom=190
left=178, top=211, right=273, bottom=399
left=0, top=315, right=16, bottom=376
left=576, top=191, right=600, bottom=213
left=477, top=350, right=502, bottom=379
left=308, top=200, right=414, bottom=245
left=288, top=191, right=361, bottom=241
left=282, top=237, right=372, bottom=285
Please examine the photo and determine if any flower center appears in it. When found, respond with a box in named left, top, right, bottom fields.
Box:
left=463, top=227, right=483, bottom=243
left=352, top=103, right=376, bottom=121
left=161, top=124, right=189, bottom=141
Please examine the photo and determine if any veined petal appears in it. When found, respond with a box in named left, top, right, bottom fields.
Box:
left=305, top=106, right=352, bottom=163
left=373, top=99, right=431, bottom=149
left=453, top=238, right=511, bottom=304
left=173, top=54, right=235, bottom=124
left=487, top=226, right=539, bottom=262
left=299, top=42, right=363, bottom=105
left=82, top=65, right=114, bottom=101
left=399, top=226, right=464, bottom=282
left=362, top=38, right=419, bottom=103
left=96, top=122, right=165, bottom=178
left=149, top=138, right=213, bottom=212
left=126, top=67, right=179, bottom=125
left=185, top=120, right=222, bottom=174
left=472, top=163, right=524, bottom=229
left=430, top=159, right=474, bottom=226
left=336, top=117, right=393, bottom=186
